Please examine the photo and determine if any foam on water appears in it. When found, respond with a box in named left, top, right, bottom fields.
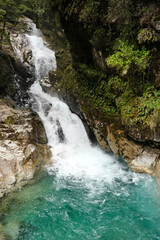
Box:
left=23, top=22, right=147, bottom=193
left=2, top=19, right=160, bottom=240
left=10, top=21, right=153, bottom=198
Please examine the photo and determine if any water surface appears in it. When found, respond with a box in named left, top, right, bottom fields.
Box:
left=2, top=20, right=160, bottom=240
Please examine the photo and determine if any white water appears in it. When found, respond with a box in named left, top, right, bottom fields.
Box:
left=12, top=21, right=149, bottom=194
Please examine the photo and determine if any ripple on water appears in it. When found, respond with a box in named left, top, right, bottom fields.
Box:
left=2, top=20, right=160, bottom=240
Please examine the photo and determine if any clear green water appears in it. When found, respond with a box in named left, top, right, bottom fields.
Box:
left=1, top=162, right=160, bottom=240
left=4, top=22, right=160, bottom=240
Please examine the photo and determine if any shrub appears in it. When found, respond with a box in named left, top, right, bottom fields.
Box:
left=137, top=28, right=157, bottom=44
left=106, top=40, right=151, bottom=75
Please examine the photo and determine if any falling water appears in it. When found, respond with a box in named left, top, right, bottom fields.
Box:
left=1, top=20, right=160, bottom=240
left=27, top=22, right=142, bottom=191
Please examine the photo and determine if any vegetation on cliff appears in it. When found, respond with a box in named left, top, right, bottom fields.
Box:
left=0, top=0, right=47, bottom=42
left=0, top=0, right=160, bottom=143
left=45, top=0, right=160, bottom=138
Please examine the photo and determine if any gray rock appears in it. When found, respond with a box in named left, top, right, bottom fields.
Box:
left=155, top=21, right=160, bottom=31
left=107, top=123, right=160, bottom=175
left=40, top=76, right=55, bottom=96
left=0, top=99, right=52, bottom=199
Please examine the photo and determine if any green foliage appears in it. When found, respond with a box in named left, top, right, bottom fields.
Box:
left=120, top=86, right=160, bottom=126
left=38, top=0, right=160, bottom=128
left=79, top=81, right=117, bottom=116
left=107, top=0, right=133, bottom=24
left=106, top=40, right=151, bottom=74
left=107, top=76, right=129, bottom=95
left=79, top=64, right=107, bottom=82
left=137, top=28, right=157, bottom=44
left=0, top=8, right=6, bottom=21
left=0, top=0, right=21, bottom=40
left=91, top=28, right=106, bottom=49
left=0, top=0, right=46, bottom=41
left=0, top=0, right=21, bottom=34
left=79, top=1, right=100, bottom=23
left=4, top=115, right=13, bottom=124
left=138, top=87, right=160, bottom=123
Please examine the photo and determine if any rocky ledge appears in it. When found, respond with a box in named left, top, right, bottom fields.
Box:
left=0, top=98, right=51, bottom=199
left=41, top=67, right=160, bottom=181
left=79, top=97, right=160, bottom=178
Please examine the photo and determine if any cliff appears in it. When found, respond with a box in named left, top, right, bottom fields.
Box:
left=0, top=98, right=51, bottom=199
left=43, top=0, right=160, bottom=177
left=0, top=18, right=52, bottom=199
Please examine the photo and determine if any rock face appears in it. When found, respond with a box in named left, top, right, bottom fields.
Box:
left=10, top=30, right=34, bottom=74
left=0, top=99, right=51, bottom=199
left=44, top=0, right=160, bottom=181
left=0, top=49, right=32, bottom=97
left=48, top=60, right=160, bottom=177
left=107, top=123, right=160, bottom=175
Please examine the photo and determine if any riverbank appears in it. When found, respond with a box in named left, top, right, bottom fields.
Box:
left=0, top=14, right=160, bottom=240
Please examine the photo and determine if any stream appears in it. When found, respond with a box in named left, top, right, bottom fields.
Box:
left=1, top=21, right=160, bottom=240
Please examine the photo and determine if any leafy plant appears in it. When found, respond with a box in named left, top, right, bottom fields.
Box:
left=106, top=40, right=151, bottom=75
left=107, top=0, right=133, bottom=24
left=79, top=0, right=100, bottom=23
left=137, top=28, right=157, bottom=44
left=120, top=86, right=160, bottom=126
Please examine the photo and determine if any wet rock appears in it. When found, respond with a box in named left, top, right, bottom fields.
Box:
left=107, top=123, right=160, bottom=175
left=0, top=99, right=52, bottom=199
left=131, top=150, right=157, bottom=174
left=0, top=44, right=33, bottom=105
left=10, top=33, right=34, bottom=74
left=92, top=48, right=106, bottom=70
left=155, top=159, right=160, bottom=185
left=155, top=21, right=160, bottom=31
left=122, top=118, right=160, bottom=145
left=56, top=120, right=65, bottom=142
left=23, top=49, right=33, bottom=64
left=40, top=76, right=55, bottom=95
left=42, top=102, right=52, bottom=117
left=0, top=223, right=11, bottom=240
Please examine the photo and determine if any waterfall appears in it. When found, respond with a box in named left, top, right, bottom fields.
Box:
left=12, top=20, right=146, bottom=192
left=5, top=19, right=160, bottom=240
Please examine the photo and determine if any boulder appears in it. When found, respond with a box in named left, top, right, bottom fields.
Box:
left=0, top=99, right=52, bottom=199
left=40, top=76, right=55, bottom=96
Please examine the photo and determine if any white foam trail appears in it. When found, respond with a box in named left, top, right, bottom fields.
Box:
left=31, top=83, right=130, bottom=185
left=12, top=20, right=147, bottom=192
left=26, top=34, right=56, bottom=78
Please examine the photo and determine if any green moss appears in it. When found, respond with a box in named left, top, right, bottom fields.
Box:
left=4, top=116, right=14, bottom=124
left=120, top=86, right=160, bottom=127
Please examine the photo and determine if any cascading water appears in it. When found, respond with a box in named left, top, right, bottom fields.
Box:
left=2, top=21, right=160, bottom=240
left=27, top=22, right=141, bottom=189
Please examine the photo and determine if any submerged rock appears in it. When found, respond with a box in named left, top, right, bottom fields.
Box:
left=0, top=99, right=52, bottom=199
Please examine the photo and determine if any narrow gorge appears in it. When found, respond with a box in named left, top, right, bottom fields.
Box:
left=0, top=0, right=160, bottom=239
